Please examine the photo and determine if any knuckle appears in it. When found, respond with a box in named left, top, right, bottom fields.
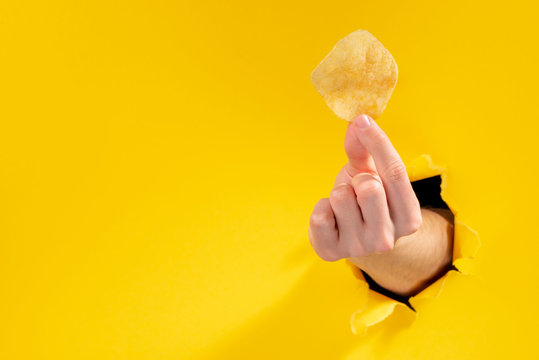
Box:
left=330, top=184, right=354, bottom=203
left=355, top=180, right=383, bottom=202
left=310, top=212, right=334, bottom=229
left=396, top=211, right=423, bottom=237
left=383, top=159, right=408, bottom=183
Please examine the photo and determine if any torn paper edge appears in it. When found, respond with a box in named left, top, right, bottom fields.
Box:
left=349, top=154, right=481, bottom=335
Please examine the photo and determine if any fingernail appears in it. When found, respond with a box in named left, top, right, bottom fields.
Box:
left=354, top=114, right=371, bottom=129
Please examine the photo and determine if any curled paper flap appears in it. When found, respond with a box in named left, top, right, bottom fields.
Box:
left=349, top=154, right=481, bottom=335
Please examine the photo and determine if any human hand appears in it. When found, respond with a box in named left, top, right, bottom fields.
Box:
left=308, top=114, right=422, bottom=261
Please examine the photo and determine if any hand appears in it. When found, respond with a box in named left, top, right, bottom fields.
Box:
left=309, top=114, right=422, bottom=261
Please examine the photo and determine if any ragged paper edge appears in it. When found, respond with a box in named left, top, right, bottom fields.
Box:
left=349, top=154, right=481, bottom=335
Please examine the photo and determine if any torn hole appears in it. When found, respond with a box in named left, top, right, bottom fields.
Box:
left=359, top=175, right=452, bottom=308
left=348, top=154, right=481, bottom=335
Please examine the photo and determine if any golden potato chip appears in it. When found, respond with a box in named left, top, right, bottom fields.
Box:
left=311, top=30, right=398, bottom=121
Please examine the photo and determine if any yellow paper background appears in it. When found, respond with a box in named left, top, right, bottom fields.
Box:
left=1, top=1, right=538, bottom=359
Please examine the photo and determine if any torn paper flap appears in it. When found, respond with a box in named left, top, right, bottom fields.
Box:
left=347, top=154, right=481, bottom=335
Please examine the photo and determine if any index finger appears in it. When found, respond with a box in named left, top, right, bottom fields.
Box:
left=351, top=114, right=422, bottom=236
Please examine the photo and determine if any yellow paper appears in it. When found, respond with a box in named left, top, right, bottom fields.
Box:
left=1, top=1, right=538, bottom=360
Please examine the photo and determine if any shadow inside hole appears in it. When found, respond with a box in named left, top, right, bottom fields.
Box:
left=360, top=175, right=456, bottom=309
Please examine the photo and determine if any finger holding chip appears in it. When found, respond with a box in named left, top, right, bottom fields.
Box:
left=309, top=29, right=420, bottom=259
left=311, top=115, right=422, bottom=260
left=351, top=114, right=422, bottom=239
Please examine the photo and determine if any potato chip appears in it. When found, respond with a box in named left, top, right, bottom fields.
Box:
left=311, top=30, right=398, bottom=121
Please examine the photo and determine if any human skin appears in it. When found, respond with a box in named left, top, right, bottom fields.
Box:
left=308, top=114, right=454, bottom=297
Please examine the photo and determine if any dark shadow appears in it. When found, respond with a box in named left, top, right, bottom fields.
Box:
left=411, top=175, right=450, bottom=210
